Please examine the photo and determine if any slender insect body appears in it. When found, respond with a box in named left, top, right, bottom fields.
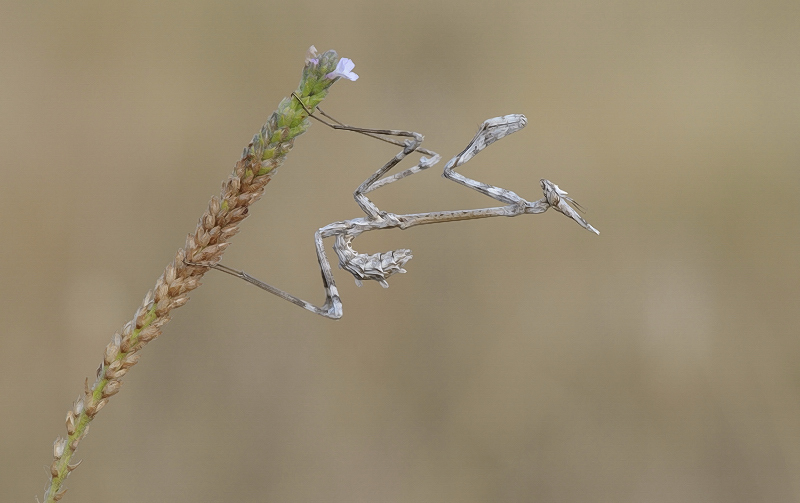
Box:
left=197, top=109, right=598, bottom=318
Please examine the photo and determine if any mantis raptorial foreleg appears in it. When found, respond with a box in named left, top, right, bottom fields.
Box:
left=443, top=115, right=530, bottom=206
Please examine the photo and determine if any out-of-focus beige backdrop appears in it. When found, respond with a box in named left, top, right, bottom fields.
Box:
left=3, top=1, right=799, bottom=502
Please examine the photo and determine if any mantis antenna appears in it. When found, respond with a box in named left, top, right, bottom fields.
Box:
left=188, top=109, right=599, bottom=319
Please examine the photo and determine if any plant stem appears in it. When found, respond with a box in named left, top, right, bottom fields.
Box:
left=42, top=46, right=345, bottom=503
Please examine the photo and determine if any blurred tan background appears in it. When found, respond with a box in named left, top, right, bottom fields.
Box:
left=2, top=1, right=799, bottom=501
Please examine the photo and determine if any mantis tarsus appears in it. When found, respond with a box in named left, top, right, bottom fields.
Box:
left=191, top=108, right=599, bottom=319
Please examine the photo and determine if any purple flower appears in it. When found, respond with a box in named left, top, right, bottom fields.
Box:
left=326, top=58, right=359, bottom=81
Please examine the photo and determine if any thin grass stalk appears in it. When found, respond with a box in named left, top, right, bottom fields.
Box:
left=42, top=46, right=345, bottom=503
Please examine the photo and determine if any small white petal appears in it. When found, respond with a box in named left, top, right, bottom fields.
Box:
left=326, top=57, right=359, bottom=81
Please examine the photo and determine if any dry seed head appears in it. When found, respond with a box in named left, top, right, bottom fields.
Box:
left=53, top=488, right=67, bottom=501
left=139, top=295, right=153, bottom=313
left=120, top=335, right=133, bottom=353
left=152, top=293, right=167, bottom=311
left=65, top=411, right=76, bottom=435
left=168, top=281, right=185, bottom=297
left=148, top=314, right=168, bottom=327
left=210, top=241, right=230, bottom=255
left=182, top=277, right=200, bottom=291
left=137, top=326, right=160, bottom=343
left=121, top=353, right=140, bottom=369
left=155, top=299, right=171, bottom=317
left=193, top=243, right=227, bottom=262
left=121, top=320, right=133, bottom=338
left=208, top=195, right=220, bottom=215
left=155, top=281, right=169, bottom=303
left=102, top=380, right=122, bottom=398
left=220, top=224, right=239, bottom=239
left=50, top=459, right=59, bottom=477
left=134, top=306, right=148, bottom=329
left=185, top=234, right=198, bottom=253
left=190, top=248, right=212, bottom=263
left=142, top=289, right=154, bottom=308
left=262, top=158, right=279, bottom=171
left=222, top=195, right=238, bottom=212
left=165, top=263, right=177, bottom=284
left=103, top=340, right=119, bottom=366
left=175, top=276, right=191, bottom=294
left=72, top=396, right=84, bottom=416
left=108, top=368, right=129, bottom=380
left=86, top=398, right=108, bottom=417
left=228, top=206, right=248, bottom=220
left=255, top=177, right=271, bottom=192
left=225, top=174, right=241, bottom=192
left=151, top=315, right=171, bottom=329
left=169, top=296, right=190, bottom=310
left=53, top=437, right=66, bottom=459
left=80, top=395, right=90, bottom=416
left=67, top=459, right=82, bottom=472
left=202, top=212, right=215, bottom=230
left=248, top=191, right=265, bottom=205
left=196, top=229, right=211, bottom=247
left=122, top=339, right=144, bottom=354
left=104, top=366, right=121, bottom=380
left=237, top=193, right=251, bottom=206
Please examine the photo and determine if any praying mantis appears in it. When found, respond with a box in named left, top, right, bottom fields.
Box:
left=192, top=103, right=599, bottom=319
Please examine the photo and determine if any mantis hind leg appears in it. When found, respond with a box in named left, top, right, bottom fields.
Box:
left=186, top=230, right=344, bottom=319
